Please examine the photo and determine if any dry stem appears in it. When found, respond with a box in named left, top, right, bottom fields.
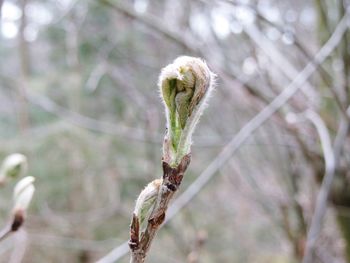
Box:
left=129, top=154, right=191, bottom=263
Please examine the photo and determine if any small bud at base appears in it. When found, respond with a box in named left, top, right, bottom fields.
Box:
left=134, top=179, right=162, bottom=227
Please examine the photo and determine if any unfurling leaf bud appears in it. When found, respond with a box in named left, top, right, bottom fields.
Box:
left=0, top=154, right=28, bottom=185
left=159, top=56, right=215, bottom=166
left=13, top=176, right=35, bottom=212
left=134, top=179, right=162, bottom=227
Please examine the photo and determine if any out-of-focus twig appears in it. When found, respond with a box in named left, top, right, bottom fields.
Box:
left=301, top=110, right=336, bottom=263
left=302, top=106, right=350, bottom=263
left=17, top=0, right=30, bottom=132
left=243, top=24, right=317, bottom=101
left=0, top=0, right=3, bottom=16
left=221, top=0, right=350, bottom=120
left=0, top=225, right=12, bottom=243
left=96, top=241, right=129, bottom=263
left=9, top=230, right=27, bottom=263
left=25, top=90, right=157, bottom=142
left=98, top=0, right=199, bottom=53
left=28, top=232, right=119, bottom=252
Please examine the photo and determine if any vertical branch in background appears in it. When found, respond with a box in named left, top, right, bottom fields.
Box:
left=331, top=107, right=350, bottom=261
left=339, top=0, right=350, bottom=104
left=314, top=0, right=331, bottom=45
left=282, top=148, right=307, bottom=261
left=314, top=1, right=350, bottom=260
left=301, top=110, right=336, bottom=263
left=0, top=0, right=3, bottom=19
left=17, top=0, right=30, bottom=132
left=129, top=57, right=215, bottom=263
left=335, top=2, right=350, bottom=258
left=65, top=12, right=83, bottom=112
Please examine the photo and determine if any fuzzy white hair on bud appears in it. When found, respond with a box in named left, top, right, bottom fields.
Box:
left=159, top=56, right=216, bottom=166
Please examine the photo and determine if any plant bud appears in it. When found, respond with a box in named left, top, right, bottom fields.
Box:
left=0, top=154, right=28, bottom=184
left=13, top=176, right=35, bottom=212
left=134, top=179, right=162, bottom=226
left=159, top=56, right=215, bottom=165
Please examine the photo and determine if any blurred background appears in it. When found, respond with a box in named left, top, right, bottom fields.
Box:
left=1, top=0, right=350, bottom=262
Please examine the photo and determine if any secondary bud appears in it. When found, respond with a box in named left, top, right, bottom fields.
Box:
left=134, top=179, right=162, bottom=226
left=13, top=176, right=35, bottom=212
left=0, top=154, right=28, bottom=184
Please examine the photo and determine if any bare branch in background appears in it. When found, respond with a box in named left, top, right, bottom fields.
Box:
left=17, top=0, right=30, bottom=131
left=0, top=0, right=3, bottom=19
left=301, top=110, right=336, bottom=263
left=98, top=0, right=199, bottom=53
left=302, top=106, right=350, bottom=263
